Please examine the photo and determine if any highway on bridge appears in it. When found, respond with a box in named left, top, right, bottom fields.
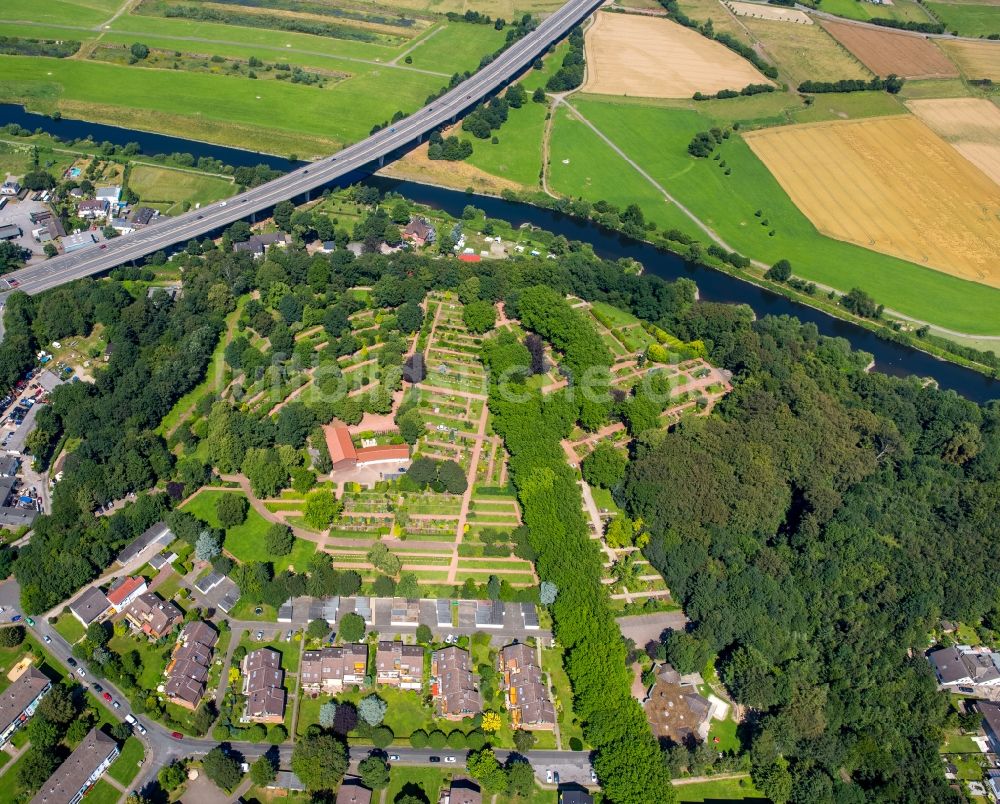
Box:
left=0, top=0, right=602, bottom=298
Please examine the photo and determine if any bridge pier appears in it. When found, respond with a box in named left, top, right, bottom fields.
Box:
left=378, top=155, right=384, bottom=168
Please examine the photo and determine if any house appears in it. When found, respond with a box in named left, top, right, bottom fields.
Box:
left=643, top=663, right=713, bottom=744
left=76, top=199, right=109, bottom=220
left=402, top=217, right=436, bottom=247
left=0, top=224, right=21, bottom=241
left=30, top=727, right=119, bottom=804
left=356, top=444, right=410, bottom=466
left=242, top=648, right=286, bottom=723
left=233, top=232, right=289, bottom=258
left=123, top=591, right=182, bottom=639
left=268, top=771, right=306, bottom=792
left=69, top=586, right=112, bottom=627
left=336, top=778, right=372, bottom=804
left=320, top=241, right=337, bottom=253
left=978, top=701, right=1000, bottom=754
left=324, top=425, right=358, bottom=472
left=109, top=217, right=134, bottom=235
left=444, top=779, right=481, bottom=804
left=431, top=646, right=481, bottom=719
left=300, top=644, right=368, bottom=693
left=498, top=643, right=555, bottom=729
left=164, top=621, right=218, bottom=710
left=1, top=179, right=20, bottom=197
left=129, top=207, right=156, bottom=227
left=95, top=186, right=121, bottom=204
left=0, top=667, right=51, bottom=748
left=116, top=521, right=174, bottom=566
left=375, top=642, right=424, bottom=690
left=0, top=455, right=19, bottom=477
left=105, top=576, right=147, bottom=613
left=929, top=646, right=1000, bottom=688
left=559, top=790, right=594, bottom=804
left=61, top=232, right=97, bottom=254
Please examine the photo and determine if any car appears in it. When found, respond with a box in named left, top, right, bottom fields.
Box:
left=93, top=684, right=102, bottom=693
left=171, top=731, right=183, bottom=740
left=25, top=617, right=34, bottom=627
left=103, top=692, right=112, bottom=702
left=590, top=769, right=597, bottom=783
left=429, top=756, right=441, bottom=763
left=285, top=630, right=293, bottom=641
left=135, top=722, right=147, bottom=735
left=256, top=630, right=264, bottom=640
left=67, top=657, right=77, bottom=667
left=7, top=280, right=18, bottom=288
left=11, top=614, right=21, bottom=623
left=112, top=700, right=120, bottom=709
left=553, top=772, right=560, bottom=784
left=125, top=714, right=136, bottom=725
left=76, top=667, right=86, bottom=677
left=545, top=770, right=553, bottom=784
left=444, top=756, right=456, bottom=764
left=43, top=635, right=51, bottom=644
left=389, top=754, right=400, bottom=761
left=219, top=201, right=227, bottom=207
left=99, top=244, right=107, bottom=249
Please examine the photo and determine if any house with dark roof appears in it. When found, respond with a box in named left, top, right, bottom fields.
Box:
left=498, top=642, right=555, bottom=729
left=929, top=646, right=1000, bottom=688
left=402, top=217, right=436, bottom=247
left=375, top=642, right=424, bottom=690
left=0, top=667, right=51, bottom=747
left=445, top=779, right=482, bottom=804
left=233, top=232, right=289, bottom=258
left=29, top=728, right=118, bottom=804
left=69, top=586, right=112, bottom=627
left=129, top=207, right=156, bottom=227
left=642, top=663, right=714, bottom=744
left=76, top=199, right=109, bottom=220
left=431, top=646, right=481, bottom=719
left=242, top=648, right=286, bottom=723
left=164, top=621, right=217, bottom=710
left=978, top=701, right=1000, bottom=754
left=559, top=789, right=594, bottom=804
left=336, top=778, right=372, bottom=804
left=124, top=591, right=182, bottom=639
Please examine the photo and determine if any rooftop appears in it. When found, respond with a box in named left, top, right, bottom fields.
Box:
left=29, top=728, right=118, bottom=804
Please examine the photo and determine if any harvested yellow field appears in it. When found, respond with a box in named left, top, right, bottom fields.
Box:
left=744, top=116, right=1000, bottom=286
left=939, top=39, right=1000, bottom=80
left=908, top=98, right=1000, bottom=186
left=583, top=11, right=769, bottom=98
left=742, top=16, right=871, bottom=84
left=726, top=1, right=812, bottom=23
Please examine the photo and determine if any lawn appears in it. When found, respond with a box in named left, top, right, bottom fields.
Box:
left=405, top=22, right=507, bottom=75
left=106, top=736, right=145, bottom=786
left=675, top=776, right=764, bottom=802
left=128, top=164, right=236, bottom=216
left=496, top=784, right=557, bottom=804
left=556, top=97, right=1000, bottom=335
left=924, top=2, right=1000, bottom=35
left=237, top=633, right=302, bottom=674
left=0, top=749, right=37, bottom=804
left=942, top=731, right=981, bottom=754
left=467, top=100, right=547, bottom=188
left=180, top=490, right=317, bottom=573
left=109, top=634, right=172, bottom=691
left=83, top=779, right=120, bottom=804
left=52, top=612, right=85, bottom=645
left=816, top=0, right=934, bottom=23
left=5, top=0, right=120, bottom=27
left=387, top=766, right=452, bottom=804
left=540, top=647, right=586, bottom=749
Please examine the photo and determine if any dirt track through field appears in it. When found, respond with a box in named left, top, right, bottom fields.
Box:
left=908, top=98, right=1000, bottom=187
left=744, top=115, right=1000, bottom=287
left=583, top=11, right=769, bottom=98
left=819, top=18, right=958, bottom=78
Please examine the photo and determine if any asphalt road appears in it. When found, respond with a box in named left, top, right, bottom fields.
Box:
left=0, top=0, right=603, bottom=299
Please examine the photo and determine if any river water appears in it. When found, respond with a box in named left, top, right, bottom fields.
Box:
left=3, top=103, right=997, bottom=404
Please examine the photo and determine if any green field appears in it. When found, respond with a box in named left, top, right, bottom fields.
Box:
left=553, top=96, right=1000, bottom=335
left=52, top=612, right=86, bottom=645
left=467, top=100, right=547, bottom=186
left=386, top=766, right=452, bottom=804
left=128, top=164, right=235, bottom=215
left=925, top=2, right=1000, bottom=35
left=106, top=736, right=145, bottom=786
left=6, top=0, right=120, bottom=27
left=405, top=22, right=507, bottom=74
left=82, top=779, right=121, bottom=804
left=815, top=0, right=934, bottom=23
left=181, top=490, right=317, bottom=572
left=675, top=776, right=764, bottom=802
left=109, top=634, right=172, bottom=690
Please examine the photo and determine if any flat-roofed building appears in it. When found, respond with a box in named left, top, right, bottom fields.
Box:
left=375, top=642, right=424, bottom=690
left=30, top=728, right=119, bottom=804
left=0, top=667, right=51, bottom=747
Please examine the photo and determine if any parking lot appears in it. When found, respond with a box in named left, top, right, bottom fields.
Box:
left=0, top=196, right=52, bottom=262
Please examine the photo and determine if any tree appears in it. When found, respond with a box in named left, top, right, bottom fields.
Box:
left=37, top=684, right=75, bottom=725
left=304, top=489, right=342, bottom=529
left=532, top=86, right=546, bottom=103
left=581, top=442, right=627, bottom=489
left=250, top=754, right=278, bottom=786
left=358, top=694, right=387, bottom=726
left=273, top=200, right=295, bottom=232
left=195, top=530, right=221, bottom=562
left=265, top=523, right=295, bottom=557
left=202, top=746, right=242, bottom=791
left=765, top=259, right=791, bottom=282
left=339, top=611, right=365, bottom=643
left=512, top=728, right=535, bottom=752
left=267, top=724, right=288, bottom=744
left=539, top=581, right=558, bottom=606
left=462, top=300, right=497, bottom=334
left=506, top=759, right=535, bottom=797
left=215, top=494, right=248, bottom=527
left=358, top=754, right=390, bottom=789
left=367, top=542, right=402, bottom=576
left=415, top=624, right=432, bottom=643
left=409, top=729, right=429, bottom=748
left=129, top=42, right=149, bottom=60
left=158, top=762, right=187, bottom=792
left=0, top=625, right=24, bottom=647
left=481, top=710, right=502, bottom=733
left=28, top=715, right=59, bottom=749
left=17, top=748, right=57, bottom=792
left=396, top=572, right=420, bottom=598
left=292, top=731, right=348, bottom=791
left=319, top=700, right=337, bottom=729
left=243, top=448, right=289, bottom=497
left=406, top=457, right=438, bottom=488
left=604, top=515, right=640, bottom=549
left=371, top=725, right=394, bottom=748
left=466, top=748, right=508, bottom=793
left=308, top=618, right=330, bottom=640
left=397, top=301, right=424, bottom=334
left=397, top=408, right=425, bottom=445
left=436, top=460, right=468, bottom=494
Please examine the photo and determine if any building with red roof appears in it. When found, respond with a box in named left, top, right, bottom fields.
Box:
left=323, top=424, right=358, bottom=471
left=106, top=576, right=148, bottom=613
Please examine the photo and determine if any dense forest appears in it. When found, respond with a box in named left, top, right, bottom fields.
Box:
left=3, top=189, right=996, bottom=801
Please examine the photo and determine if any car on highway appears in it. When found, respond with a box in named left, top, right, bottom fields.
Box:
left=103, top=692, right=112, bottom=702
left=43, top=635, right=51, bottom=644
left=444, top=756, right=456, bottom=764
left=171, top=731, right=183, bottom=740
left=429, top=756, right=441, bottom=763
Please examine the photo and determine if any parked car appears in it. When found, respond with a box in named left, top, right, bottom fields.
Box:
left=125, top=714, right=137, bottom=725
left=43, top=635, right=51, bottom=644
left=444, top=756, right=456, bottom=764
left=102, top=692, right=112, bottom=702
left=389, top=754, right=400, bottom=761
left=76, top=667, right=86, bottom=678
left=590, top=768, right=597, bottom=783
left=93, top=684, right=102, bottom=693
left=171, top=731, right=183, bottom=740
left=135, top=722, right=147, bottom=736
left=545, top=770, right=553, bottom=784
left=256, top=630, right=264, bottom=640
left=66, top=656, right=76, bottom=667
left=112, top=700, right=120, bottom=709
left=429, top=756, right=441, bottom=763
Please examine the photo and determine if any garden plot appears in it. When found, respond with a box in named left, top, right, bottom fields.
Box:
left=423, top=303, right=489, bottom=395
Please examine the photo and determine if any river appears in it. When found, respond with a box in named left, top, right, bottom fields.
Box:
left=3, top=103, right=997, bottom=404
